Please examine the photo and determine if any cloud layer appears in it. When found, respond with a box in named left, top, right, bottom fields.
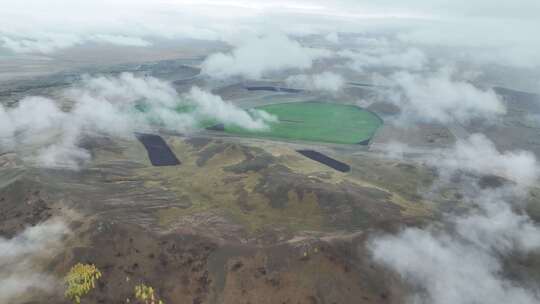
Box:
left=285, top=72, right=345, bottom=93
left=186, top=86, right=276, bottom=129
left=386, top=69, right=506, bottom=124
left=1, top=73, right=274, bottom=169
left=202, top=34, right=331, bottom=79
left=371, top=134, right=540, bottom=304
left=432, top=134, right=538, bottom=187
left=339, top=47, right=427, bottom=72
left=0, top=219, right=68, bottom=304
left=2, top=0, right=539, bottom=70
left=371, top=198, right=540, bottom=304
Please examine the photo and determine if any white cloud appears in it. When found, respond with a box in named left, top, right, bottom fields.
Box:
left=370, top=209, right=540, bottom=304
left=186, top=86, right=276, bottom=130
left=0, top=96, right=67, bottom=152
left=37, top=129, right=92, bottom=170
left=455, top=197, right=540, bottom=253
left=387, top=69, right=506, bottom=124
left=0, top=1, right=232, bottom=54
left=1, top=0, right=539, bottom=69
left=339, top=47, right=427, bottom=71
left=1, top=73, right=274, bottom=169
left=7, top=96, right=66, bottom=135
left=201, top=33, right=331, bottom=79
left=2, top=33, right=152, bottom=54
left=371, top=133, right=540, bottom=304
left=286, top=72, right=345, bottom=93
left=73, top=73, right=179, bottom=108
left=0, top=219, right=68, bottom=304
left=89, top=34, right=151, bottom=47
left=325, top=32, right=339, bottom=44
left=432, top=134, right=538, bottom=188
left=379, top=134, right=538, bottom=188
left=0, top=34, right=82, bottom=54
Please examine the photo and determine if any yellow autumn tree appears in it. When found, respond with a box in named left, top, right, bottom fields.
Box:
left=134, top=284, right=165, bottom=304
left=65, top=263, right=102, bottom=304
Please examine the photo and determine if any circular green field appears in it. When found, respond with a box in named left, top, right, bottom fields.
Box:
left=223, top=102, right=382, bottom=145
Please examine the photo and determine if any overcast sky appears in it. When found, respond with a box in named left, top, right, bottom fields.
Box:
left=2, top=0, right=540, bottom=68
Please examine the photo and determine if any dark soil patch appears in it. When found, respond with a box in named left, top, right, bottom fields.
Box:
left=53, top=221, right=218, bottom=304
left=478, top=174, right=508, bottom=189
left=494, top=87, right=539, bottom=104
left=297, top=150, right=351, bottom=173
left=0, top=175, right=53, bottom=237
left=358, top=139, right=371, bottom=145
left=135, top=133, right=180, bottom=166
left=196, top=143, right=228, bottom=167
left=253, top=164, right=404, bottom=229
left=206, top=124, right=225, bottom=131
left=185, top=137, right=212, bottom=150
left=224, top=149, right=275, bottom=174
left=245, top=86, right=302, bottom=93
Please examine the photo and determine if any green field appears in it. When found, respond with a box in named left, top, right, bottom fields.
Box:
left=223, top=102, right=382, bottom=144
left=137, top=101, right=382, bottom=145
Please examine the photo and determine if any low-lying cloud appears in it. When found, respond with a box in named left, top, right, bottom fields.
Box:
left=432, top=134, right=538, bottom=188
left=370, top=134, right=540, bottom=304
left=2, top=0, right=540, bottom=72
left=186, top=87, right=277, bottom=130
left=370, top=188, right=540, bottom=304
left=339, top=47, right=427, bottom=72
left=371, top=206, right=540, bottom=304
left=285, top=72, right=345, bottom=93
left=1, top=34, right=151, bottom=54
left=201, top=34, right=331, bottom=79
left=0, top=219, right=68, bottom=304
left=380, top=134, right=538, bottom=188
left=1, top=73, right=274, bottom=169
left=386, top=69, right=506, bottom=124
